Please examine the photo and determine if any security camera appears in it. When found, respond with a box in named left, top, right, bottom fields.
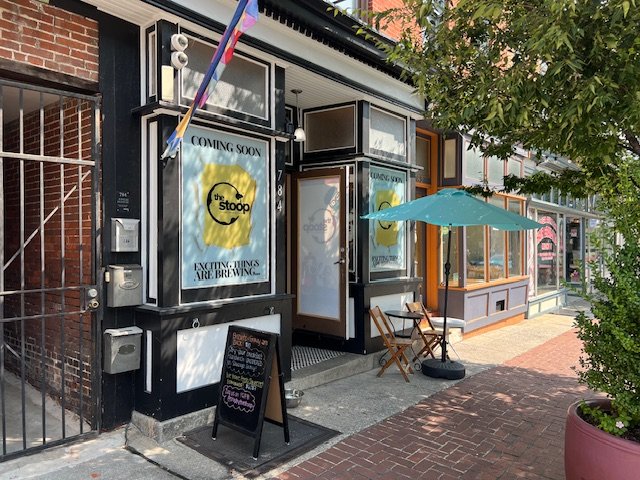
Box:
left=171, top=51, right=189, bottom=70
left=170, top=33, right=188, bottom=52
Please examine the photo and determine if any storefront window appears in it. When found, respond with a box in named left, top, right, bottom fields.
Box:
left=536, top=212, right=559, bottom=293
left=558, top=192, right=566, bottom=207
left=558, top=214, right=565, bottom=286
left=488, top=197, right=506, bottom=280
left=507, top=159, right=522, bottom=178
left=416, top=135, right=431, bottom=184
left=443, top=193, right=526, bottom=287
left=440, top=226, right=459, bottom=286
left=368, top=165, right=406, bottom=276
left=465, top=145, right=484, bottom=181
left=181, top=125, right=270, bottom=291
left=443, top=138, right=457, bottom=179
left=487, top=156, right=504, bottom=184
left=305, top=105, right=356, bottom=152
left=466, top=226, right=485, bottom=283
left=566, top=217, right=582, bottom=284
left=585, top=218, right=603, bottom=288
left=508, top=199, right=523, bottom=276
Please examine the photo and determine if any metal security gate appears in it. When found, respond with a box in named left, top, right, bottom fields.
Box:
left=0, top=78, right=101, bottom=459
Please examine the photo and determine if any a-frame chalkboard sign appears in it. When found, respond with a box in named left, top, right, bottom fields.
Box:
left=212, top=326, right=290, bottom=459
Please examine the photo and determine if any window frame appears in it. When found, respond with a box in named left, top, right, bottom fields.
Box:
left=303, top=103, right=357, bottom=155
left=452, top=193, right=526, bottom=287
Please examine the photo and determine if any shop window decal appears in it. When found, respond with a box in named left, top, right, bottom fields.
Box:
left=181, top=126, right=269, bottom=289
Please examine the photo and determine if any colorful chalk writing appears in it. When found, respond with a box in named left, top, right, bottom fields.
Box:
left=212, top=326, right=289, bottom=460
left=215, top=326, right=276, bottom=435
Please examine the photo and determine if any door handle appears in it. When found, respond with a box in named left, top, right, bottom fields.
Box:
left=334, top=258, right=345, bottom=265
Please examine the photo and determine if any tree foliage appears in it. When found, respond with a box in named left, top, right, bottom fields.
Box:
left=351, top=0, right=640, bottom=435
left=360, top=0, right=640, bottom=195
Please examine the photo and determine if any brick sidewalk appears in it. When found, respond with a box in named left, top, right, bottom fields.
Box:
left=275, top=329, right=586, bottom=480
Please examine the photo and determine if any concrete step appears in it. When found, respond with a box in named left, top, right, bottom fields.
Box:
left=285, top=350, right=383, bottom=392
left=284, top=335, right=465, bottom=392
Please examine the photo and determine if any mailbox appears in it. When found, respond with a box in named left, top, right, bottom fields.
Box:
left=103, top=326, right=143, bottom=374
left=111, top=218, right=139, bottom=252
left=106, top=264, right=143, bottom=307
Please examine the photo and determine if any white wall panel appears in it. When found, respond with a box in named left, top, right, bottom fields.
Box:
left=176, top=314, right=280, bottom=393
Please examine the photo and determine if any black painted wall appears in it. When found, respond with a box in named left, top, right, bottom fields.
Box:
left=99, top=14, right=141, bottom=431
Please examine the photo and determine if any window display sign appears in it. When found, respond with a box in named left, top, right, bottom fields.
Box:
left=536, top=213, right=558, bottom=291
left=368, top=165, right=406, bottom=272
left=181, top=126, right=269, bottom=288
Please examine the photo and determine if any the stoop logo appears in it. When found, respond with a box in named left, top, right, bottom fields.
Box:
left=207, top=181, right=252, bottom=226
left=201, top=164, right=256, bottom=249
left=374, top=190, right=400, bottom=248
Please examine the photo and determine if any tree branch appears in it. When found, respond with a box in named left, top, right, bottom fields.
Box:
left=623, top=131, right=640, bottom=157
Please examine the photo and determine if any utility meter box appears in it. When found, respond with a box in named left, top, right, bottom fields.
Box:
left=111, top=218, right=139, bottom=252
left=107, top=264, right=143, bottom=307
left=103, top=326, right=143, bottom=374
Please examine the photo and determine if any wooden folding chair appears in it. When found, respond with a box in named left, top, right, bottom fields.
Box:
left=406, top=301, right=446, bottom=360
left=370, top=306, right=413, bottom=382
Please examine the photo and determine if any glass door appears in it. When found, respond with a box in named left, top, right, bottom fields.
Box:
left=293, top=168, right=347, bottom=338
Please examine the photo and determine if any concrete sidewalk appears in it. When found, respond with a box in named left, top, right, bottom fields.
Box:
left=0, top=311, right=582, bottom=480
left=274, top=325, right=585, bottom=479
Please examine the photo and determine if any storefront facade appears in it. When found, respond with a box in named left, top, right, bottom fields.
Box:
left=5, top=0, right=595, bottom=456
left=525, top=158, right=601, bottom=316
left=413, top=128, right=531, bottom=333
left=64, top=0, right=423, bottom=431
left=0, top=0, right=427, bottom=452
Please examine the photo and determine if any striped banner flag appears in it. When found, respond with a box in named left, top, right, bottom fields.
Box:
left=161, top=0, right=259, bottom=159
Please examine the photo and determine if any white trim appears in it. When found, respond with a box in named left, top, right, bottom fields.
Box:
left=148, top=121, right=158, bottom=302
left=270, top=137, right=276, bottom=295
left=145, top=330, right=152, bottom=393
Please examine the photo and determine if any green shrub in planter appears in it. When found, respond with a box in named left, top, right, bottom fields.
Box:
left=575, top=161, right=640, bottom=439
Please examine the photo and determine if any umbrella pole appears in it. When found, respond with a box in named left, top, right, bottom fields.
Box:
left=441, top=227, right=452, bottom=363
left=421, top=224, right=465, bottom=380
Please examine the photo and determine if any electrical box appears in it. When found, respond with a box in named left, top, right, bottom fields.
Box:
left=106, top=264, right=143, bottom=307
left=111, top=218, right=139, bottom=252
left=103, top=326, right=143, bottom=374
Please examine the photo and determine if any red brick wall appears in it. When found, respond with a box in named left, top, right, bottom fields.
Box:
left=369, top=0, right=422, bottom=42
left=0, top=0, right=98, bottom=81
left=1, top=0, right=98, bottom=423
left=3, top=96, right=95, bottom=422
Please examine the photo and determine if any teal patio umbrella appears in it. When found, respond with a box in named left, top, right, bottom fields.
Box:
left=363, top=188, right=542, bottom=379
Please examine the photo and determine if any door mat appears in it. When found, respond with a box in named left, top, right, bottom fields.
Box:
left=177, top=416, right=340, bottom=478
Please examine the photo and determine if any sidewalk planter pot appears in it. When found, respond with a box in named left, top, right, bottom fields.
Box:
left=565, top=399, right=640, bottom=480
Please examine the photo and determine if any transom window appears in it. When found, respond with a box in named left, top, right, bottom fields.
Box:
left=181, top=34, right=269, bottom=121
left=464, top=141, right=523, bottom=184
